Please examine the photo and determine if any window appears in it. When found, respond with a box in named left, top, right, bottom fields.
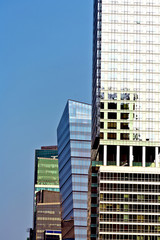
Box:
left=108, top=93, right=117, bottom=100
left=124, top=204, right=129, bottom=211
left=121, top=133, right=129, bottom=140
left=108, top=102, right=117, bottom=109
left=101, top=102, right=104, bottom=109
left=124, top=194, right=129, bottom=199
left=108, top=112, right=117, bottom=119
left=137, top=195, right=144, bottom=201
left=108, top=122, right=117, bottom=129
left=121, top=93, right=130, bottom=100
left=121, top=103, right=129, bottom=110
left=124, top=215, right=129, bottom=222
left=133, top=94, right=138, bottom=100
left=121, top=113, right=129, bottom=119
left=100, top=132, right=104, bottom=139
left=100, top=122, right=104, bottom=129
left=108, top=133, right=116, bottom=140
left=121, top=123, right=129, bottom=129
left=100, top=112, right=104, bottom=119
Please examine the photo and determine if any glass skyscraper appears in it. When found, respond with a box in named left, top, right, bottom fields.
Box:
left=57, top=100, right=91, bottom=240
left=89, top=0, right=160, bottom=239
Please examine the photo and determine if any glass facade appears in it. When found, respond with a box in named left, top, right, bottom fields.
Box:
left=34, top=148, right=59, bottom=198
left=37, top=157, right=59, bottom=185
left=57, top=100, right=91, bottom=240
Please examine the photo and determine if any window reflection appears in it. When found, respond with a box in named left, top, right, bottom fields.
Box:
left=108, top=93, right=117, bottom=100
left=121, top=93, right=130, bottom=100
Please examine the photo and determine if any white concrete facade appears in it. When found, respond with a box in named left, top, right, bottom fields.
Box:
left=98, top=0, right=160, bottom=146
left=91, top=0, right=160, bottom=239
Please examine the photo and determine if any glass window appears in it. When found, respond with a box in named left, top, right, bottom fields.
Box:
left=101, top=102, right=104, bottom=109
left=108, top=133, right=117, bottom=140
left=108, top=112, right=117, bottom=119
left=100, top=132, right=104, bottom=139
left=121, top=93, right=130, bottom=100
left=121, top=123, right=129, bottom=129
left=100, top=122, right=104, bottom=129
left=121, top=133, right=129, bottom=140
left=108, top=93, right=117, bottom=100
left=124, top=215, right=129, bottom=222
left=100, top=112, right=104, bottom=119
left=121, top=103, right=129, bottom=110
left=108, top=122, right=117, bottom=129
left=121, top=113, right=129, bottom=119
left=108, top=102, right=117, bottom=109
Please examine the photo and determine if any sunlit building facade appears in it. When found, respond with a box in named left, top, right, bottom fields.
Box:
left=57, top=100, right=91, bottom=240
left=89, top=0, right=160, bottom=239
left=98, top=166, right=160, bottom=240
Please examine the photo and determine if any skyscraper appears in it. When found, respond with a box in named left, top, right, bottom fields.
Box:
left=34, top=146, right=59, bottom=205
left=34, top=190, right=62, bottom=240
left=89, top=0, right=160, bottom=239
left=33, top=146, right=60, bottom=239
left=57, top=100, right=91, bottom=240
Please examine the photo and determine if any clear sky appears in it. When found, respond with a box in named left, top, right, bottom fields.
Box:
left=0, top=1, right=93, bottom=239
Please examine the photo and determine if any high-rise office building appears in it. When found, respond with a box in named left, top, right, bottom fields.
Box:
left=57, top=100, right=91, bottom=240
left=98, top=166, right=160, bottom=240
left=33, top=146, right=60, bottom=239
left=89, top=0, right=160, bottom=239
left=34, top=190, right=62, bottom=240
left=34, top=146, right=59, bottom=206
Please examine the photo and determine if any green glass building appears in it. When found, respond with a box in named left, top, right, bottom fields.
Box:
left=34, top=146, right=59, bottom=202
left=33, top=146, right=60, bottom=238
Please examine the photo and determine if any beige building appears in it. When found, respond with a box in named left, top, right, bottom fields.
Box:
left=89, top=0, right=160, bottom=239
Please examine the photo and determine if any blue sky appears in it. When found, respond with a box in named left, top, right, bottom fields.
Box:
left=0, top=1, right=93, bottom=239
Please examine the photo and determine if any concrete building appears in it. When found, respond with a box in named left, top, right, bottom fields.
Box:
left=34, top=190, right=62, bottom=240
left=89, top=0, right=160, bottom=239
left=44, top=230, right=62, bottom=240
left=98, top=166, right=160, bottom=240
left=57, top=100, right=91, bottom=240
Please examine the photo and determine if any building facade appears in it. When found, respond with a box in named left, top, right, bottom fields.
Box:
left=89, top=0, right=160, bottom=239
left=57, top=100, right=91, bottom=240
left=92, top=0, right=160, bottom=149
left=34, top=190, right=62, bottom=240
left=33, top=146, right=60, bottom=239
left=44, top=230, right=62, bottom=240
left=34, top=146, right=59, bottom=207
left=98, top=166, right=160, bottom=240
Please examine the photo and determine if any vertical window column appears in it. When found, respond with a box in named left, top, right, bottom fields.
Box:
left=142, top=146, right=146, bottom=167
left=129, top=146, right=133, bottom=167
left=103, top=145, right=107, bottom=166
left=155, top=147, right=159, bottom=168
left=116, top=146, right=120, bottom=166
